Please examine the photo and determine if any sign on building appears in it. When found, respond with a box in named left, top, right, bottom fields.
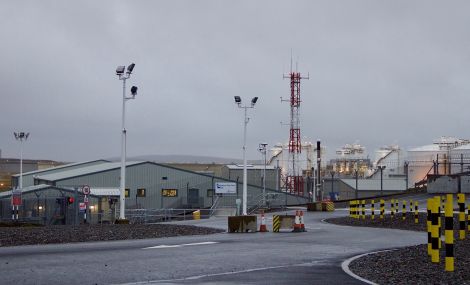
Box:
left=215, top=182, right=236, bottom=194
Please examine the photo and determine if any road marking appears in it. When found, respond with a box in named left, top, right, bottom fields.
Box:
left=115, top=260, right=326, bottom=284
left=143, top=241, right=218, bottom=250
left=341, top=250, right=394, bottom=285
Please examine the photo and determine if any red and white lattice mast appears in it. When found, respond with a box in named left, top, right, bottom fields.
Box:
left=282, top=63, right=308, bottom=195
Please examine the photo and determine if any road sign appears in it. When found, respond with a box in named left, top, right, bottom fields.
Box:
left=82, top=185, right=91, bottom=195
left=11, top=190, right=22, bottom=206
left=79, top=202, right=86, bottom=212
left=84, top=196, right=89, bottom=204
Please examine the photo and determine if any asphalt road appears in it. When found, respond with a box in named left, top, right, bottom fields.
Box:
left=0, top=203, right=427, bottom=285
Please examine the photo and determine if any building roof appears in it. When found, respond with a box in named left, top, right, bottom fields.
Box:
left=35, top=161, right=145, bottom=182
left=12, top=159, right=110, bottom=177
left=0, top=184, right=70, bottom=198
left=225, top=164, right=277, bottom=170
left=341, top=178, right=407, bottom=191
left=408, top=144, right=441, bottom=152
left=0, top=184, right=118, bottom=198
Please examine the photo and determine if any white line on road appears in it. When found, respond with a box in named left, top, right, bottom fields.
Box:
left=143, top=241, right=218, bottom=250
left=114, top=260, right=326, bottom=285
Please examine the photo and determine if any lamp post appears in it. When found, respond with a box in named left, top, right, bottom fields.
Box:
left=378, top=165, right=386, bottom=196
left=116, top=63, right=138, bottom=220
left=330, top=171, right=335, bottom=201
left=258, top=143, right=268, bottom=207
left=234, top=96, right=258, bottom=215
left=14, top=132, right=29, bottom=190
left=13, top=132, right=29, bottom=220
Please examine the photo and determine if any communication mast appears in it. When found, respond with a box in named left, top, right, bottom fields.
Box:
left=282, top=60, right=308, bottom=195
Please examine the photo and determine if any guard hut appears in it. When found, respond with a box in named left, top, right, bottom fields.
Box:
left=0, top=184, right=116, bottom=225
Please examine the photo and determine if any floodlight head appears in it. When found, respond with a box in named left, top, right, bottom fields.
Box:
left=251, top=97, right=258, bottom=105
left=234, top=96, right=241, bottom=104
left=131, top=86, right=138, bottom=96
left=116, top=66, right=125, bottom=75
left=127, top=63, right=135, bottom=74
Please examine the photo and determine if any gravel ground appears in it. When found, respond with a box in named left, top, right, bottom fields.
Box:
left=0, top=224, right=224, bottom=247
left=327, top=214, right=470, bottom=285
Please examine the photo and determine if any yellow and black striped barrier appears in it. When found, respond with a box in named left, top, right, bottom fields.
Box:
left=371, top=199, right=375, bottom=220
left=409, top=199, right=413, bottom=216
left=273, top=215, right=280, bottom=232
left=395, top=200, right=399, bottom=215
left=445, top=194, right=454, bottom=272
left=402, top=200, right=406, bottom=221
left=380, top=199, right=384, bottom=219
left=391, top=199, right=395, bottom=218
left=427, top=199, right=432, bottom=256
left=431, top=198, right=440, bottom=263
left=272, top=215, right=295, bottom=232
left=414, top=201, right=419, bottom=224
left=458, top=193, right=465, bottom=240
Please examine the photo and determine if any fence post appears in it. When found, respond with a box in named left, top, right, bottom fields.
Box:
left=445, top=194, right=454, bottom=272
left=458, top=193, right=465, bottom=240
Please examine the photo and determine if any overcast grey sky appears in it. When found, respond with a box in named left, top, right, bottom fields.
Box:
left=1, top=1, right=469, bottom=162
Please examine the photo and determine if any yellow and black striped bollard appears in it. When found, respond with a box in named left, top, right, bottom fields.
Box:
left=409, top=199, right=413, bottom=217
left=391, top=199, right=395, bottom=218
left=349, top=201, right=353, bottom=218
left=395, top=199, right=399, bottom=215
left=380, top=199, right=384, bottom=219
left=436, top=196, right=442, bottom=249
left=402, top=200, right=406, bottom=221
left=427, top=199, right=432, bottom=256
left=431, top=198, right=439, bottom=263
left=414, top=201, right=418, bottom=224
left=458, top=193, right=465, bottom=240
left=362, top=200, right=366, bottom=219
left=468, top=203, right=470, bottom=233
left=371, top=199, right=375, bottom=220
left=445, top=194, right=454, bottom=272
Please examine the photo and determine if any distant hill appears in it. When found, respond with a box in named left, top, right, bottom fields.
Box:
left=107, top=154, right=260, bottom=164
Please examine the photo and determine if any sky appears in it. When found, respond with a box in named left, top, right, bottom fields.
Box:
left=1, top=1, right=470, bottom=162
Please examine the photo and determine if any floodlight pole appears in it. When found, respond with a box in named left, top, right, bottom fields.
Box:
left=14, top=132, right=29, bottom=190
left=235, top=97, right=257, bottom=215
left=259, top=143, right=268, bottom=207
left=117, top=64, right=136, bottom=220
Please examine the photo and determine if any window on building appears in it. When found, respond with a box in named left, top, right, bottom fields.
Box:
left=137, top=188, right=146, bottom=197
left=162, top=189, right=178, bottom=197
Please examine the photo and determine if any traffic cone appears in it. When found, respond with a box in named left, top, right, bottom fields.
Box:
left=300, top=210, right=306, bottom=232
left=292, top=210, right=302, bottom=232
left=259, top=211, right=268, bottom=232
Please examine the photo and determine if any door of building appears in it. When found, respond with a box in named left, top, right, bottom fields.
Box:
left=187, top=188, right=199, bottom=208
